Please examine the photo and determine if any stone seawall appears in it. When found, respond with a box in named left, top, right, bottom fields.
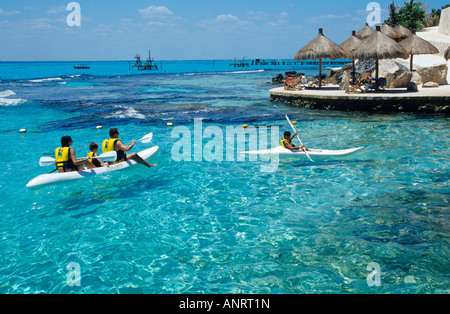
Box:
left=269, top=87, right=450, bottom=114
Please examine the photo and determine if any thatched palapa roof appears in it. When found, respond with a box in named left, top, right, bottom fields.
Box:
left=294, top=28, right=347, bottom=60
left=355, top=23, right=375, bottom=40
left=399, top=32, right=439, bottom=55
left=340, top=30, right=362, bottom=56
left=399, top=31, right=439, bottom=71
left=340, top=31, right=363, bottom=84
left=394, top=25, right=412, bottom=40
left=381, top=24, right=399, bottom=39
left=349, top=26, right=409, bottom=61
left=349, top=25, right=409, bottom=79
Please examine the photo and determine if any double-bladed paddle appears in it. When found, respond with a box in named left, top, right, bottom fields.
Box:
left=126, top=132, right=153, bottom=145
left=39, top=151, right=118, bottom=167
left=285, top=114, right=314, bottom=162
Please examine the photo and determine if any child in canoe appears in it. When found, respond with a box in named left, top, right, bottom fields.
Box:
left=87, top=142, right=104, bottom=168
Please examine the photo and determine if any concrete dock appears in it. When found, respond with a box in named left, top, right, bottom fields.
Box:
left=269, top=85, right=450, bottom=113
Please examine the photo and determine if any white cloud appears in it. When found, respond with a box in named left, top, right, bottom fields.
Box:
left=0, top=8, right=20, bottom=16
left=139, top=5, right=173, bottom=19
left=247, top=11, right=269, bottom=21
left=215, top=14, right=239, bottom=22
left=46, top=6, right=67, bottom=15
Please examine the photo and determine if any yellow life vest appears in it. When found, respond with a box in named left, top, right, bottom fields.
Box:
left=281, top=139, right=292, bottom=149
left=102, top=138, right=126, bottom=164
left=102, top=138, right=119, bottom=154
left=55, top=147, right=71, bottom=170
left=87, top=151, right=94, bottom=163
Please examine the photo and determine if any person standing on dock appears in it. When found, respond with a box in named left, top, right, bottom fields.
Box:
left=102, top=128, right=157, bottom=168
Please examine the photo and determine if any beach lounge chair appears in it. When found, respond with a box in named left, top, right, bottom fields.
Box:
left=284, top=75, right=306, bottom=91
left=345, top=72, right=371, bottom=93
left=305, top=76, right=325, bottom=89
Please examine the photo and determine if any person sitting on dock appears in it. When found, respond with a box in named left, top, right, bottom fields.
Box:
left=102, top=128, right=157, bottom=168
left=87, top=142, right=104, bottom=168
left=281, top=131, right=311, bottom=152
left=55, top=136, right=96, bottom=173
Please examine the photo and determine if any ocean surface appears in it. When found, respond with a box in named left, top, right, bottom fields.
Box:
left=0, top=60, right=448, bottom=294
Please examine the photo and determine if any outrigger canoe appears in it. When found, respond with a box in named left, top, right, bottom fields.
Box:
left=27, top=146, right=159, bottom=188
left=241, top=146, right=364, bottom=158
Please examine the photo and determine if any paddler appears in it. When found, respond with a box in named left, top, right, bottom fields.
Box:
left=281, top=131, right=311, bottom=152
left=88, top=142, right=104, bottom=168
left=102, top=128, right=157, bottom=168
left=55, top=136, right=96, bottom=173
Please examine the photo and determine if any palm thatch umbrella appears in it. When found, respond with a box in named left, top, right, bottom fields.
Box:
left=394, top=25, right=412, bottom=41
left=294, top=28, right=347, bottom=88
left=340, top=30, right=362, bottom=84
left=349, top=25, right=409, bottom=81
left=444, top=46, right=450, bottom=60
left=381, top=24, right=399, bottom=39
left=399, top=31, right=439, bottom=71
left=355, top=23, right=375, bottom=41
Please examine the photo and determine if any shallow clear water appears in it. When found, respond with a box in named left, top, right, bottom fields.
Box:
left=0, top=63, right=449, bottom=294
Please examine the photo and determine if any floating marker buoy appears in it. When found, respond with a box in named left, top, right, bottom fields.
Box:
left=96, top=126, right=103, bottom=130
left=167, top=122, right=174, bottom=127
left=19, top=129, right=27, bottom=133
left=292, top=121, right=297, bottom=125
left=243, top=124, right=248, bottom=129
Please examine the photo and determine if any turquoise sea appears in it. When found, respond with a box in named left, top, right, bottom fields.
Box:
left=0, top=60, right=448, bottom=294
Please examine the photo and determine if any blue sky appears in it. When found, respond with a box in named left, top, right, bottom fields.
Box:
left=0, top=0, right=447, bottom=61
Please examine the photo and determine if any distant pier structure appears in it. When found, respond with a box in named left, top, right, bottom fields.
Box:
left=231, top=57, right=250, bottom=68
left=131, top=50, right=158, bottom=71
left=249, top=59, right=349, bottom=66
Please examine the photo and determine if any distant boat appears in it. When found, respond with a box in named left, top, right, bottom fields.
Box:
left=74, top=64, right=90, bottom=69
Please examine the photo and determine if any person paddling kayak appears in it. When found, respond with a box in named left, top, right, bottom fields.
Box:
left=102, top=128, right=157, bottom=168
left=55, top=136, right=96, bottom=173
left=281, top=131, right=311, bottom=152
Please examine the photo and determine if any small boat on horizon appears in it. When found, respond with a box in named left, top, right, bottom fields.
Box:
left=74, top=64, right=90, bottom=69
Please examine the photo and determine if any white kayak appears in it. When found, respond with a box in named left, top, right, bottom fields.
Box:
left=241, top=146, right=364, bottom=158
left=27, top=146, right=159, bottom=188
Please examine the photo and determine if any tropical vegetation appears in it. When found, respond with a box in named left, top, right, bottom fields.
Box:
left=386, top=1, right=449, bottom=30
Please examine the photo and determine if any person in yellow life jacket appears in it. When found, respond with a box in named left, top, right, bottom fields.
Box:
left=281, top=131, right=311, bottom=152
left=102, top=128, right=157, bottom=168
left=55, top=136, right=96, bottom=173
left=87, top=142, right=104, bottom=168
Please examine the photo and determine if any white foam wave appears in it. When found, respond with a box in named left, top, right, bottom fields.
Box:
left=113, top=108, right=146, bottom=120
left=28, top=77, right=63, bottom=83
left=228, top=69, right=264, bottom=74
left=0, top=90, right=16, bottom=98
left=0, top=90, right=26, bottom=106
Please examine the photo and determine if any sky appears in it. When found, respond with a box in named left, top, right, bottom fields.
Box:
left=0, top=0, right=447, bottom=61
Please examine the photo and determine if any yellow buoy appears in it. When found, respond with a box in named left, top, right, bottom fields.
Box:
left=242, top=124, right=248, bottom=129
left=292, top=121, right=298, bottom=125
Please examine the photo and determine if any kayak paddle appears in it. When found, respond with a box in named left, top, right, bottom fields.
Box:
left=285, top=114, right=314, bottom=162
left=126, top=132, right=153, bottom=145
left=39, top=151, right=118, bottom=167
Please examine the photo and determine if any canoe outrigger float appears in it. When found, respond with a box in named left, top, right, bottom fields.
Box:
left=27, top=146, right=159, bottom=188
